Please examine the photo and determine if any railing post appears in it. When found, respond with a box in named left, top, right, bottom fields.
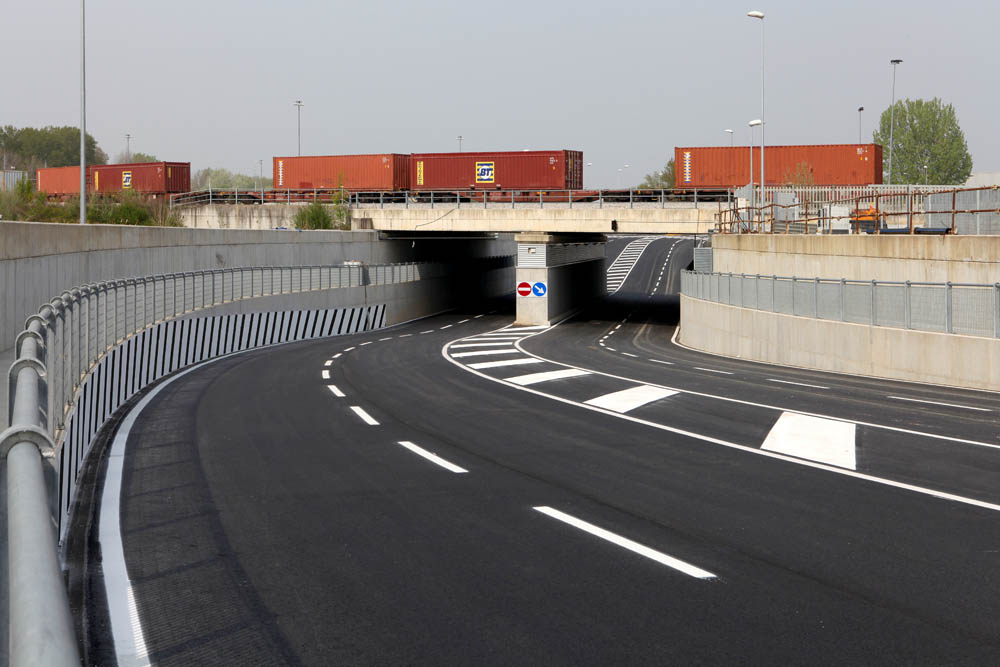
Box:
left=951, top=190, right=957, bottom=233
left=946, top=281, right=953, bottom=333
left=994, top=283, right=1000, bottom=338
left=904, top=281, right=911, bottom=329
left=629, top=189, right=633, bottom=209
left=599, top=189, right=603, bottom=209
left=871, top=279, right=877, bottom=326
left=771, top=275, right=776, bottom=312
left=840, top=278, right=846, bottom=321
left=814, top=277, right=819, bottom=318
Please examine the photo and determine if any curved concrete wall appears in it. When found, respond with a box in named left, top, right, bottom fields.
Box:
left=711, top=235, right=1000, bottom=284
left=680, top=294, right=1000, bottom=392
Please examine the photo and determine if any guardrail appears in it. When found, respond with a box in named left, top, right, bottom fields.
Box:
left=717, top=185, right=1000, bottom=235
left=681, top=270, right=1000, bottom=338
left=0, top=261, right=440, bottom=666
left=170, top=187, right=734, bottom=210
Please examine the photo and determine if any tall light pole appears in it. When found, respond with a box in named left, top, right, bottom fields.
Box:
left=125, top=133, right=131, bottom=162
left=725, top=128, right=734, bottom=146
left=457, top=135, right=464, bottom=152
left=749, top=120, right=762, bottom=223
left=294, top=100, right=304, bottom=156
left=79, top=0, right=86, bottom=224
left=887, top=59, right=903, bottom=184
left=857, top=106, right=864, bottom=144
left=748, top=10, right=765, bottom=209
left=258, top=159, right=264, bottom=193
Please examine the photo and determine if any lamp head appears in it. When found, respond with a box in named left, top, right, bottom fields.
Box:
left=890, top=59, right=903, bottom=65
left=749, top=119, right=763, bottom=127
left=747, top=10, right=765, bottom=19
left=858, top=106, right=864, bottom=112
left=725, top=129, right=734, bottom=134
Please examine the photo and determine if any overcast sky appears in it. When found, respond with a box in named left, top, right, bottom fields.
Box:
left=6, top=0, right=997, bottom=187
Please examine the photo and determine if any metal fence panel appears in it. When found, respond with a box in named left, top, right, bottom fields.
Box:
left=792, top=280, right=815, bottom=317
left=875, top=284, right=905, bottom=328
left=910, top=285, right=947, bottom=332
left=817, top=282, right=841, bottom=320
left=757, top=277, right=773, bottom=311
left=742, top=276, right=757, bottom=309
left=951, top=286, right=994, bottom=337
left=843, top=283, right=873, bottom=324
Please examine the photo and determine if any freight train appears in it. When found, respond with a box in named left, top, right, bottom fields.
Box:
left=36, top=162, right=191, bottom=198
left=273, top=150, right=584, bottom=192
left=674, top=144, right=882, bottom=188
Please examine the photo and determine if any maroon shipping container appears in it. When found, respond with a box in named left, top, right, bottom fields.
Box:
left=37, top=162, right=190, bottom=195
left=674, top=144, right=882, bottom=188
left=92, top=162, right=190, bottom=194
left=273, top=154, right=410, bottom=190
left=409, top=150, right=584, bottom=190
left=36, top=166, right=82, bottom=195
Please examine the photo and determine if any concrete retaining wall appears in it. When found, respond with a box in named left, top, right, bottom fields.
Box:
left=0, top=222, right=413, bottom=352
left=177, top=204, right=300, bottom=230
left=711, top=235, right=1000, bottom=283
left=680, top=294, right=1000, bottom=392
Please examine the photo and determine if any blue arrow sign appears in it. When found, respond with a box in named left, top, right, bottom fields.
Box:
left=532, top=282, right=547, bottom=297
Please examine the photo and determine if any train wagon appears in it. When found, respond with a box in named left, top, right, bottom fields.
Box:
left=36, top=162, right=191, bottom=197
left=674, top=144, right=882, bottom=188
left=409, top=150, right=584, bottom=191
left=273, top=154, right=410, bottom=190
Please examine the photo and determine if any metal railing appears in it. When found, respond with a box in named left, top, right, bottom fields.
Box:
left=0, top=261, right=440, bottom=666
left=717, top=185, right=1000, bottom=235
left=682, top=270, right=1000, bottom=338
left=170, top=187, right=733, bottom=210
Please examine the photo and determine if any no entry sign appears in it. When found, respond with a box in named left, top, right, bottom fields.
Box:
left=516, top=281, right=532, bottom=297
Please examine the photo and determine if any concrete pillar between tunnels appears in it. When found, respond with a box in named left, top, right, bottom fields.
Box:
left=514, top=233, right=607, bottom=326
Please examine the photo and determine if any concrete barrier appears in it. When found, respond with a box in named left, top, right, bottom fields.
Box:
left=711, top=234, right=1000, bottom=283
left=680, top=294, right=1000, bottom=392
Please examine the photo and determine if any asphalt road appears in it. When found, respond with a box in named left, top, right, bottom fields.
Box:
left=87, top=235, right=1000, bottom=666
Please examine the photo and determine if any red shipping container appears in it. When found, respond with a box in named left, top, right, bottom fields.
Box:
left=37, top=162, right=190, bottom=195
left=92, top=162, right=190, bottom=194
left=37, top=166, right=82, bottom=195
left=674, top=144, right=882, bottom=188
left=273, top=154, right=410, bottom=190
left=409, top=150, right=583, bottom=190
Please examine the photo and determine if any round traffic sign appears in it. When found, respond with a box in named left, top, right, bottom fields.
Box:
left=516, top=281, right=532, bottom=297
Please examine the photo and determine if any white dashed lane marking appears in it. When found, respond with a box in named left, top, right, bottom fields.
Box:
left=584, top=385, right=678, bottom=414
left=327, top=385, right=345, bottom=398
left=506, top=368, right=591, bottom=386
left=887, top=396, right=990, bottom=412
left=397, top=441, right=468, bottom=474
left=468, top=358, right=544, bottom=370
left=450, top=349, right=521, bottom=358
left=694, top=367, right=734, bottom=375
left=350, top=406, right=380, bottom=426
left=767, top=379, right=829, bottom=390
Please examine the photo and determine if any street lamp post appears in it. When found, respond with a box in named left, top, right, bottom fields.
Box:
left=258, top=159, right=264, bottom=194
left=748, top=10, right=765, bottom=216
left=924, top=164, right=928, bottom=186
left=80, top=0, right=86, bottom=224
left=749, top=119, right=762, bottom=225
left=857, top=106, right=864, bottom=144
left=888, top=59, right=903, bottom=184
left=457, top=135, right=464, bottom=152
left=294, top=100, right=304, bottom=156
left=725, top=128, right=734, bottom=146
left=125, top=133, right=131, bottom=162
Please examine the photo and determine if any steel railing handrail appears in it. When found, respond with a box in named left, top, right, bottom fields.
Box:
left=1, top=260, right=443, bottom=666
left=681, top=270, right=1000, bottom=339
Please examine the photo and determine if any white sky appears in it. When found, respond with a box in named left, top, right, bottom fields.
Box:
left=6, top=0, right=997, bottom=187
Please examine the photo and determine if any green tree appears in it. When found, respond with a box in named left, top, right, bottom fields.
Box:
left=873, top=98, right=972, bottom=185
left=637, top=158, right=675, bottom=188
left=0, top=125, right=107, bottom=171
left=114, top=151, right=158, bottom=163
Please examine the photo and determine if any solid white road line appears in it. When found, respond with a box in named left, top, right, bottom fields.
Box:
left=327, top=385, right=345, bottom=398
left=506, top=368, right=592, bottom=386
left=585, top=385, right=678, bottom=414
left=397, top=441, right=468, bottom=473
left=324, top=360, right=333, bottom=367
left=694, top=367, right=734, bottom=375
left=478, top=332, right=530, bottom=337
left=463, top=337, right=522, bottom=342
left=468, top=358, right=544, bottom=370
left=650, top=359, right=674, bottom=365
left=350, top=406, right=380, bottom=426
left=887, top=396, right=991, bottom=412
left=450, top=342, right=515, bottom=349
left=762, top=412, right=857, bottom=470
left=321, top=370, right=330, bottom=380
left=451, top=349, right=521, bottom=358
left=533, top=507, right=716, bottom=579
left=767, top=378, right=830, bottom=390
left=503, top=325, right=550, bottom=331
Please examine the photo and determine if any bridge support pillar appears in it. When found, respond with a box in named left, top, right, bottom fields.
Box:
left=514, top=233, right=606, bottom=326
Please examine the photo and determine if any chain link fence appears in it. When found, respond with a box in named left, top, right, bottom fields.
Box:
left=682, top=271, right=1000, bottom=338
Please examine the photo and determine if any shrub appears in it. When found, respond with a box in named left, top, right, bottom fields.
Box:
left=294, top=201, right=334, bottom=230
